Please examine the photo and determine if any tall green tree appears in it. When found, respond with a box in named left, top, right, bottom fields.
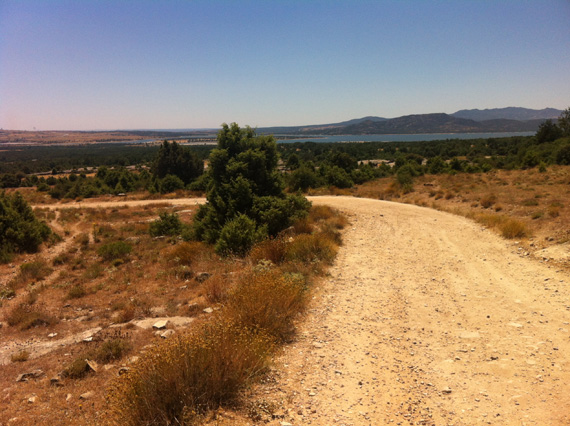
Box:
left=536, top=119, right=562, bottom=143
left=152, top=141, right=203, bottom=184
left=193, top=123, right=310, bottom=255
left=558, top=107, right=570, bottom=137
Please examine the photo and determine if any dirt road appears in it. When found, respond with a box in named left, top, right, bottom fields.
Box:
left=34, top=196, right=570, bottom=424
left=263, top=196, right=569, bottom=426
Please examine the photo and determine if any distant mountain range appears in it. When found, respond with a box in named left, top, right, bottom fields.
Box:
left=258, top=107, right=562, bottom=136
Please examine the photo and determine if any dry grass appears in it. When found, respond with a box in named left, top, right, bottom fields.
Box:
left=106, top=318, right=273, bottom=426
left=250, top=238, right=287, bottom=265
left=0, top=199, right=347, bottom=426
left=285, top=233, right=338, bottom=265
left=5, top=303, right=58, bottom=330
left=225, top=270, right=308, bottom=343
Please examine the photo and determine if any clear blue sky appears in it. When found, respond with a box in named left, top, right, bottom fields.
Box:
left=1, top=0, right=569, bottom=130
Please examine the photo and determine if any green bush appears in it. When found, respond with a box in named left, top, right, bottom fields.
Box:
left=325, top=166, right=353, bottom=188
left=288, top=166, right=320, bottom=191
left=149, top=212, right=183, bottom=237
left=0, top=192, right=51, bottom=262
left=159, top=174, right=184, bottom=193
left=215, top=214, right=266, bottom=256
left=98, top=241, right=132, bottom=261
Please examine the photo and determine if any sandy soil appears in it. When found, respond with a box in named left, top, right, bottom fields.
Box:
left=31, top=196, right=570, bottom=425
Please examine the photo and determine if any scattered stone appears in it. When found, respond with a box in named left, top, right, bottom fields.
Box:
left=280, top=422, right=293, bottom=426
left=48, top=333, right=58, bottom=338
left=27, top=395, right=37, bottom=403
left=203, top=307, right=214, bottom=314
left=82, top=336, right=94, bottom=342
left=79, top=391, right=95, bottom=400
left=50, top=376, right=63, bottom=387
left=16, top=370, right=44, bottom=382
left=86, top=359, right=99, bottom=373
left=442, top=387, right=452, bottom=394
left=312, top=342, right=323, bottom=348
left=508, top=322, right=523, bottom=328
left=118, top=367, right=130, bottom=376
left=66, top=394, right=73, bottom=402
left=160, top=329, right=175, bottom=339
left=152, top=320, right=169, bottom=330
left=131, top=316, right=194, bottom=330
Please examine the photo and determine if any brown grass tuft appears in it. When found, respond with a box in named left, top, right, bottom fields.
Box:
left=5, top=304, right=58, bottom=330
left=106, top=318, right=272, bottom=426
left=225, top=270, right=307, bottom=343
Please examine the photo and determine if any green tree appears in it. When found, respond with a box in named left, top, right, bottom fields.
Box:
left=288, top=166, right=320, bottom=191
left=0, top=192, right=51, bottom=262
left=558, top=107, right=570, bottom=137
left=152, top=141, right=204, bottom=184
left=193, top=123, right=310, bottom=255
left=536, top=119, right=562, bottom=143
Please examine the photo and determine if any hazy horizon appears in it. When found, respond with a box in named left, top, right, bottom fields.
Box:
left=1, top=1, right=569, bottom=131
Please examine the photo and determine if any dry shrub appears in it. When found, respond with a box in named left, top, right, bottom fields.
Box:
left=291, top=217, right=314, bottom=235
left=64, top=337, right=131, bottom=379
left=76, top=232, right=90, bottom=249
left=548, top=205, right=561, bottom=218
left=250, top=238, right=287, bottom=264
left=67, top=284, right=87, bottom=299
left=5, top=304, right=58, bottom=330
left=325, top=213, right=349, bottom=230
left=204, top=274, right=231, bottom=304
left=225, top=270, right=307, bottom=343
left=106, top=318, right=272, bottom=426
left=116, top=303, right=136, bottom=323
left=480, top=194, right=497, bottom=208
left=522, top=198, right=539, bottom=206
left=62, top=357, right=91, bottom=379
left=285, top=233, right=338, bottom=265
left=309, top=205, right=336, bottom=222
left=320, top=222, right=343, bottom=246
left=9, top=260, right=52, bottom=290
left=165, top=241, right=209, bottom=266
left=500, top=218, right=528, bottom=239
left=11, top=350, right=30, bottom=363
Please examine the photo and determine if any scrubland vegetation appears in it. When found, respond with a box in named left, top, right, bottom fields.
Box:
left=0, top=124, right=346, bottom=426
left=1, top=114, right=570, bottom=425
